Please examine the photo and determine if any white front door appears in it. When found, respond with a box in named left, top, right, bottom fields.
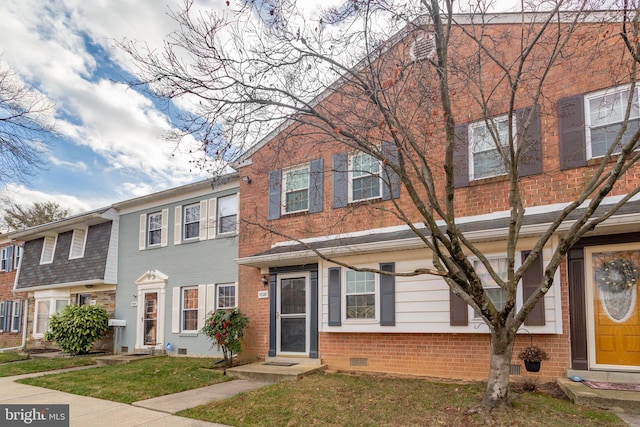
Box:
left=277, top=274, right=310, bottom=355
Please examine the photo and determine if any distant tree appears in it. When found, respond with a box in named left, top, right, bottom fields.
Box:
left=0, top=62, right=55, bottom=186
left=2, top=199, right=69, bottom=231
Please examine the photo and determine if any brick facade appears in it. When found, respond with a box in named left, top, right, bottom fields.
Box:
left=0, top=242, right=25, bottom=349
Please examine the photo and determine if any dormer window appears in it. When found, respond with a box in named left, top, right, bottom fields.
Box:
left=69, top=228, right=87, bottom=259
left=40, top=236, right=57, bottom=264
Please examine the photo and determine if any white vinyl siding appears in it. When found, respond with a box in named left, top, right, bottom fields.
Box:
left=40, top=236, right=57, bottom=264
left=321, top=247, right=561, bottom=334
left=69, top=228, right=87, bottom=259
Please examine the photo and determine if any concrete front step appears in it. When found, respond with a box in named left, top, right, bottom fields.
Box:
left=566, top=369, right=640, bottom=384
left=557, top=377, right=640, bottom=416
left=226, top=360, right=326, bottom=383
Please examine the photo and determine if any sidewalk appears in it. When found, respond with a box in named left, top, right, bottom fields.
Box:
left=0, top=368, right=268, bottom=427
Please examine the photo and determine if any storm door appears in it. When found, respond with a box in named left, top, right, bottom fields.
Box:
left=277, top=275, right=309, bottom=354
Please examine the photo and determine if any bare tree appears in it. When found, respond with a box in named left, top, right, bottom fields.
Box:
left=0, top=62, right=54, bottom=186
left=120, top=0, right=640, bottom=409
left=2, top=199, right=69, bottom=231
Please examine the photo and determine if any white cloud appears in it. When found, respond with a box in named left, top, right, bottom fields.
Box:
left=0, top=184, right=105, bottom=215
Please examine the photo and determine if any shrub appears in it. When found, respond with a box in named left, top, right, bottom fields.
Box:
left=44, top=305, right=110, bottom=355
left=201, top=309, right=248, bottom=368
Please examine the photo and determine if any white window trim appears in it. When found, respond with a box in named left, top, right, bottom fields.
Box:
left=180, top=286, right=199, bottom=332
left=584, top=84, right=640, bottom=160
left=348, top=152, right=382, bottom=203
left=182, top=203, right=201, bottom=241
left=33, top=294, right=69, bottom=338
left=140, top=209, right=169, bottom=249
left=281, top=164, right=310, bottom=215
left=468, top=254, right=522, bottom=323
left=68, top=227, right=88, bottom=260
left=468, top=114, right=516, bottom=181
left=217, top=194, right=238, bottom=236
left=147, top=211, right=163, bottom=247
left=0, top=248, right=7, bottom=272
left=10, top=301, right=21, bottom=333
left=342, top=266, right=379, bottom=324
left=40, top=235, right=57, bottom=265
left=14, top=246, right=22, bottom=270
left=215, top=283, right=238, bottom=310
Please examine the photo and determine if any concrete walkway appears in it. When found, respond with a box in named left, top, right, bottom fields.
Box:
left=0, top=368, right=268, bottom=427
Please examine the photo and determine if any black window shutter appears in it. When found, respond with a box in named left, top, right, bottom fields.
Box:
left=381, top=142, right=401, bottom=200
left=517, top=106, right=543, bottom=177
left=328, top=267, right=342, bottom=326
left=453, top=124, right=469, bottom=188
left=15, top=300, right=23, bottom=332
left=521, top=251, right=546, bottom=326
left=309, top=158, right=324, bottom=213
left=379, top=262, right=396, bottom=326
left=267, top=169, right=282, bottom=220
left=449, top=288, right=468, bottom=326
left=558, top=94, right=587, bottom=170
left=332, top=153, right=348, bottom=208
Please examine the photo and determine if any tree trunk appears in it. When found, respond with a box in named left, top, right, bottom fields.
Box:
left=482, top=329, right=515, bottom=409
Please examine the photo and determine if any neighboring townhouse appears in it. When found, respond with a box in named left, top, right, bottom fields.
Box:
left=11, top=208, right=119, bottom=351
left=112, top=176, right=239, bottom=356
left=0, top=235, right=25, bottom=349
left=233, top=13, right=640, bottom=382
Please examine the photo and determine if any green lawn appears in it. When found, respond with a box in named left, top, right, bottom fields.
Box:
left=19, top=356, right=229, bottom=403
left=13, top=356, right=625, bottom=426
left=179, top=373, right=625, bottom=427
left=0, top=352, right=29, bottom=364
left=0, top=357, right=95, bottom=377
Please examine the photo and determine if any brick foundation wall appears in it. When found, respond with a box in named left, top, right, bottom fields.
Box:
left=318, top=332, right=567, bottom=383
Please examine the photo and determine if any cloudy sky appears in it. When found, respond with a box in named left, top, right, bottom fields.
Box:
left=0, top=0, right=520, bottom=215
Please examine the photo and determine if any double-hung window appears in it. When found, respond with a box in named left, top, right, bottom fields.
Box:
left=183, top=203, right=200, bottom=240
left=282, top=166, right=310, bottom=214
left=469, top=116, right=513, bottom=180
left=181, top=287, right=198, bottom=332
left=10, top=301, right=21, bottom=332
left=217, top=194, right=238, bottom=235
left=216, top=283, right=237, bottom=310
left=14, top=246, right=21, bottom=269
left=586, top=85, right=640, bottom=158
left=472, top=257, right=508, bottom=320
left=349, top=152, right=381, bottom=201
left=147, top=212, right=163, bottom=246
left=345, top=270, right=376, bottom=319
left=0, top=248, right=8, bottom=271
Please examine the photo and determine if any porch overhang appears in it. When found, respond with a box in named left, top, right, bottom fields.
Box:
left=237, top=197, right=640, bottom=269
